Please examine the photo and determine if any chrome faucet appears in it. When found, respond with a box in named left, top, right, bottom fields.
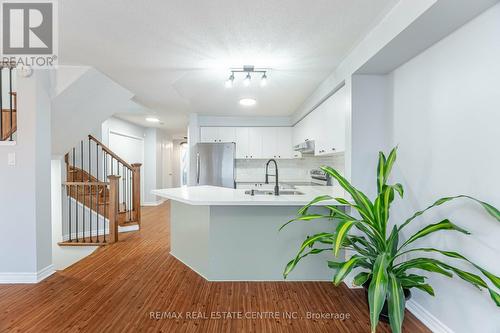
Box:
left=265, top=159, right=279, bottom=196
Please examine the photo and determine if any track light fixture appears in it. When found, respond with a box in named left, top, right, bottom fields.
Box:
left=224, top=65, right=269, bottom=88
left=225, top=73, right=235, bottom=88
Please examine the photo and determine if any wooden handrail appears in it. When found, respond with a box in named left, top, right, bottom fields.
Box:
left=88, top=134, right=133, bottom=170
left=64, top=181, right=110, bottom=186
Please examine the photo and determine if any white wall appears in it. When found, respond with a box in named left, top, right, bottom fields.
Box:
left=0, top=70, right=54, bottom=282
left=388, top=4, right=500, bottom=332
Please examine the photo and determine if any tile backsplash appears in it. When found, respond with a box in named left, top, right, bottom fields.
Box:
left=235, top=154, right=345, bottom=182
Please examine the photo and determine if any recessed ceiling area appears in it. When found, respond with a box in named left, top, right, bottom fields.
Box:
left=59, top=0, right=399, bottom=134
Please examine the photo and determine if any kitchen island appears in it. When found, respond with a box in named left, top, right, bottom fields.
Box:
left=152, top=185, right=348, bottom=281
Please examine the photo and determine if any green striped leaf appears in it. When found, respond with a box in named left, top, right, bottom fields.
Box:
left=297, top=195, right=333, bottom=215
left=395, top=258, right=453, bottom=278
left=279, top=214, right=331, bottom=231
left=368, top=253, right=390, bottom=333
left=325, top=205, right=355, bottom=220
left=412, top=284, right=435, bottom=296
left=321, top=166, right=376, bottom=223
left=332, top=256, right=365, bottom=286
left=353, top=272, right=371, bottom=286
left=439, top=263, right=487, bottom=289
left=388, top=272, right=405, bottom=333
left=400, top=195, right=500, bottom=230
left=489, top=289, right=500, bottom=306
left=388, top=226, right=399, bottom=257
left=333, top=220, right=357, bottom=256
left=399, top=274, right=427, bottom=286
left=397, top=248, right=500, bottom=289
left=283, top=233, right=335, bottom=278
left=377, top=151, right=386, bottom=194
left=283, top=247, right=332, bottom=278
left=400, top=219, right=470, bottom=249
left=383, top=147, right=397, bottom=185
left=393, top=183, right=404, bottom=198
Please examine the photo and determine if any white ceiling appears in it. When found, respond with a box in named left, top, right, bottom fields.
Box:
left=60, top=0, right=399, bottom=134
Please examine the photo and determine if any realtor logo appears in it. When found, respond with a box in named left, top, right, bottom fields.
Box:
left=1, top=1, right=57, bottom=67
left=2, top=2, right=53, bottom=54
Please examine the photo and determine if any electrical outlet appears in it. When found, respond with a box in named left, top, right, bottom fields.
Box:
left=7, top=152, right=16, bottom=166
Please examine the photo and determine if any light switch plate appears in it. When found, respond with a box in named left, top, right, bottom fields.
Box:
left=7, top=152, right=16, bottom=166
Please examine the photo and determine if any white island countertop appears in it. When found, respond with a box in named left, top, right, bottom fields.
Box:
left=152, top=185, right=349, bottom=206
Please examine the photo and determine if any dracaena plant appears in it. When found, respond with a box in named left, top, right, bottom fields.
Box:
left=281, top=147, right=500, bottom=333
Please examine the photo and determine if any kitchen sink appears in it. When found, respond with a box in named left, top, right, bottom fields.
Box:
left=245, top=189, right=305, bottom=196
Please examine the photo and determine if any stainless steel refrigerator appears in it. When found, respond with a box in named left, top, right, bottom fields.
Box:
left=193, top=142, right=236, bottom=188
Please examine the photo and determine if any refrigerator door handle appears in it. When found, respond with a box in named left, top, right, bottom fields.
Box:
left=196, top=152, right=200, bottom=184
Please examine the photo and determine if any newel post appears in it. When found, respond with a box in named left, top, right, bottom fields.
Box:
left=131, top=163, right=142, bottom=227
left=108, top=175, right=120, bottom=243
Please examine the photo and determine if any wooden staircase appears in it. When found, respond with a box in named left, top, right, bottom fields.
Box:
left=1, top=64, right=17, bottom=142
left=60, top=135, right=142, bottom=246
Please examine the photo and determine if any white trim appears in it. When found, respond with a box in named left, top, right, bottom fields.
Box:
left=118, top=224, right=139, bottom=232
left=0, top=265, right=55, bottom=284
left=36, top=265, right=55, bottom=282
left=109, top=129, right=144, bottom=141
left=142, top=199, right=166, bottom=207
left=406, top=300, right=454, bottom=333
left=0, top=141, right=16, bottom=146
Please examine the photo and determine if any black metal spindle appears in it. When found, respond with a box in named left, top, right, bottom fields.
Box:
left=68, top=184, right=72, bottom=242
left=96, top=144, right=99, bottom=242
left=9, top=66, right=13, bottom=141
left=81, top=141, right=85, bottom=241
left=89, top=138, right=92, bottom=242
left=111, top=157, right=114, bottom=175
left=76, top=183, right=79, bottom=242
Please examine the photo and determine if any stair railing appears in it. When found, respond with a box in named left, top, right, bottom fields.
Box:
left=0, top=62, right=17, bottom=142
left=62, top=134, right=141, bottom=244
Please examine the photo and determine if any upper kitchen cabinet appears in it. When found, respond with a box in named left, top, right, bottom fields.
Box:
left=200, top=127, right=236, bottom=143
left=201, top=126, right=295, bottom=159
left=292, top=85, right=346, bottom=156
left=261, top=127, right=293, bottom=159
left=315, top=86, right=346, bottom=155
left=234, top=127, right=250, bottom=158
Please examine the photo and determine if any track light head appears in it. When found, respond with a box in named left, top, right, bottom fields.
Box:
left=243, top=73, right=251, bottom=87
left=260, top=73, right=267, bottom=87
left=225, top=73, right=235, bottom=88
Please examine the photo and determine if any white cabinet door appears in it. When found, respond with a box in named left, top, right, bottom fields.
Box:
left=200, top=127, right=219, bottom=142
left=318, top=86, right=346, bottom=155
left=330, top=87, right=346, bottom=153
left=260, top=128, right=276, bottom=159
left=234, top=127, right=251, bottom=159
left=293, top=111, right=316, bottom=145
left=276, top=127, right=293, bottom=159
left=247, top=127, right=263, bottom=159
left=218, top=127, right=236, bottom=143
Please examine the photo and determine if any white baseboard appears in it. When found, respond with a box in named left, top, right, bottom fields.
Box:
left=142, top=199, right=165, bottom=207
left=406, top=300, right=454, bottom=333
left=119, top=224, right=140, bottom=232
left=0, top=264, right=55, bottom=284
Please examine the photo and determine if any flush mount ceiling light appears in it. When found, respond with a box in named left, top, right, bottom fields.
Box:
left=225, top=65, right=269, bottom=88
left=239, top=98, right=257, bottom=106
left=146, top=117, right=160, bottom=123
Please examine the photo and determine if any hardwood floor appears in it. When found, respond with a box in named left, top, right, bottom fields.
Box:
left=0, top=202, right=430, bottom=333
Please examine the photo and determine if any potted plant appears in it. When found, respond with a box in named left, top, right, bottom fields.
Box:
left=281, top=147, right=499, bottom=333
